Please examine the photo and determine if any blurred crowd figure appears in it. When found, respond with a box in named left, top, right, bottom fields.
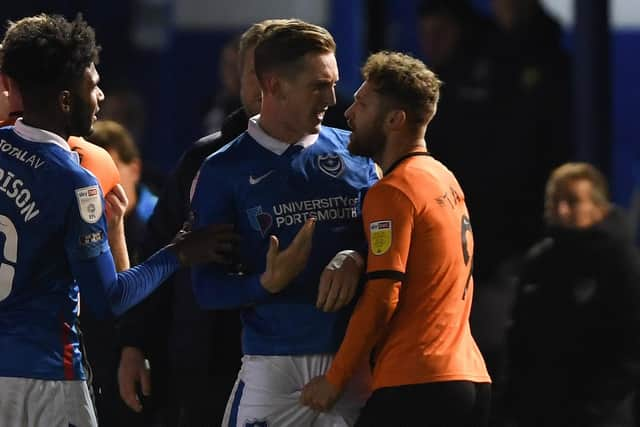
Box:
left=87, top=120, right=158, bottom=264
left=417, top=0, right=573, bottom=423
left=201, top=36, right=242, bottom=135
left=508, top=163, right=640, bottom=426
left=80, top=120, right=159, bottom=427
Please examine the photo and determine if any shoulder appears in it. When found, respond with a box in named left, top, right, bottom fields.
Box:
left=201, top=131, right=250, bottom=166
left=364, top=178, right=412, bottom=211
left=69, top=137, right=119, bottom=194
left=319, top=126, right=351, bottom=147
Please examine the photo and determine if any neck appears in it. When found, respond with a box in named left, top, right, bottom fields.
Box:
left=258, top=101, right=306, bottom=144
left=21, top=112, right=69, bottom=141
left=377, top=131, right=428, bottom=173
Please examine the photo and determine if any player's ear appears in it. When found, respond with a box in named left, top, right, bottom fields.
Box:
left=59, top=90, right=72, bottom=114
left=385, top=109, right=406, bottom=131
left=261, top=73, right=280, bottom=98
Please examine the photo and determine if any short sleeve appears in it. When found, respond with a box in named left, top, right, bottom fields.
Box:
left=363, top=182, right=414, bottom=281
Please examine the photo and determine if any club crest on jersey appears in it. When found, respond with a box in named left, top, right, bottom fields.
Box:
left=317, top=154, right=344, bottom=178
left=370, top=220, right=392, bottom=255
left=247, top=206, right=273, bottom=237
left=75, top=185, right=102, bottom=224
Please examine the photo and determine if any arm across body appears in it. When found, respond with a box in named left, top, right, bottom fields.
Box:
left=301, top=182, right=414, bottom=410
left=73, top=245, right=180, bottom=318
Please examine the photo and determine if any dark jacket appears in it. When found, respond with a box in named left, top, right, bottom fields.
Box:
left=508, top=208, right=640, bottom=426
left=118, top=108, right=248, bottom=425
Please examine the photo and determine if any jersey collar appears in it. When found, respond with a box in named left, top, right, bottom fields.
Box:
left=247, top=114, right=318, bottom=155
left=13, top=119, right=72, bottom=152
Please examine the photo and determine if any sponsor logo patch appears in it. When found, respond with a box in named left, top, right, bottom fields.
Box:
left=249, top=170, right=274, bottom=185
left=75, top=185, right=102, bottom=224
left=370, top=220, right=392, bottom=255
left=79, top=230, right=104, bottom=246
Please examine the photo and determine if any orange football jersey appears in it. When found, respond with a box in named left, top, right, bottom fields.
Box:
left=327, top=153, right=490, bottom=391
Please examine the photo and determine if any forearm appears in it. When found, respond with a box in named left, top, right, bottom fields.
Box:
left=326, top=278, right=400, bottom=390
left=108, top=220, right=130, bottom=271
left=74, top=246, right=180, bottom=318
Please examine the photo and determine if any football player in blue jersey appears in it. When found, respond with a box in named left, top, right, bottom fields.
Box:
left=190, top=20, right=378, bottom=426
left=0, top=14, right=241, bottom=426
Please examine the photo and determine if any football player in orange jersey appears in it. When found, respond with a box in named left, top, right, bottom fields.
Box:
left=301, top=51, right=491, bottom=426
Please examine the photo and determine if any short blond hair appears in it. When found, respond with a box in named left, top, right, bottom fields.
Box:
left=254, top=19, right=335, bottom=85
left=362, top=51, right=441, bottom=126
left=544, top=162, right=610, bottom=221
left=238, top=19, right=290, bottom=69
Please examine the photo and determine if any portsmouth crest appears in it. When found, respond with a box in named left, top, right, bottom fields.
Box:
left=75, top=185, right=102, bottom=224
left=370, top=220, right=392, bottom=255
left=317, top=154, right=344, bottom=178
left=247, top=206, right=273, bottom=237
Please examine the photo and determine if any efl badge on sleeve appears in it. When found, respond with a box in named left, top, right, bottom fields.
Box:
left=370, top=220, right=392, bottom=255
left=75, top=185, right=102, bottom=224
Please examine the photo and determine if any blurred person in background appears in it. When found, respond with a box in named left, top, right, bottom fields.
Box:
left=418, top=3, right=573, bottom=423
left=87, top=120, right=158, bottom=264
left=508, top=162, right=640, bottom=427
left=201, top=35, right=242, bottom=135
left=76, top=119, right=158, bottom=427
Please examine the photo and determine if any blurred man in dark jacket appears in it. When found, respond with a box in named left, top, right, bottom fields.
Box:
left=508, top=162, right=640, bottom=427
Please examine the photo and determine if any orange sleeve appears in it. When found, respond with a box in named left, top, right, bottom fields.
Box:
left=68, top=137, right=120, bottom=194
left=326, top=278, right=400, bottom=390
left=325, top=182, right=414, bottom=390
left=363, top=182, right=414, bottom=279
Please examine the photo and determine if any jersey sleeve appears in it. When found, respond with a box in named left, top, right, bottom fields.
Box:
left=64, top=171, right=110, bottom=261
left=63, top=170, right=180, bottom=318
left=190, top=158, right=270, bottom=309
left=363, top=182, right=415, bottom=282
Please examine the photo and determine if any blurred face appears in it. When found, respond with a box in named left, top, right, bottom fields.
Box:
left=220, top=42, right=241, bottom=96
left=240, top=46, right=261, bottom=116
left=277, top=52, right=338, bottom=137
left=418, top=14, right=461, bottom=68
left=344, top=80, right=387, bottom=160
left=68, top=63, right=104, bottom=137
left=548, top=179, right=606, bottom=229
left=491, top=0, right=518, bottom=30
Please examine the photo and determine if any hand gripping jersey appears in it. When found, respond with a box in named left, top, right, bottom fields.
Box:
left=0, top=121, right=179, bottom=381
left=191, top=119, right=378, bottom=356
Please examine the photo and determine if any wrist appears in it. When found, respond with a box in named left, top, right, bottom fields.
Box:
left=338, top=250, right=365, bottom=271
left=259, top=273, right=277, bottom=293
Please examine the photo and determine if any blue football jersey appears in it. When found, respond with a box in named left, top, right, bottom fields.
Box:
left=191, top=120, right=378, bottom=355
left=0, top=121, right=179, bottom=380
